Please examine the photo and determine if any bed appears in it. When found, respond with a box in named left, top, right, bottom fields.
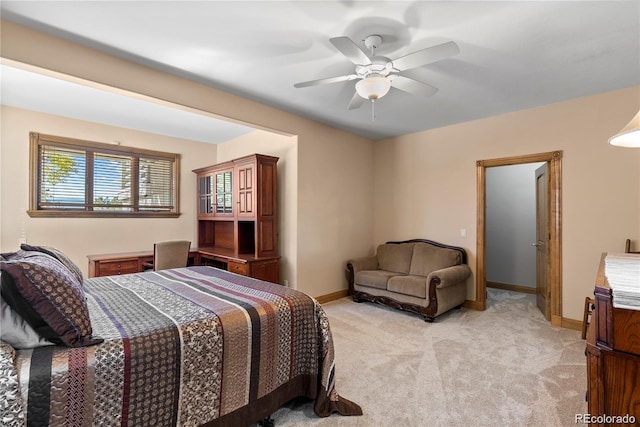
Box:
left=1, top=247, right=361, bottom=427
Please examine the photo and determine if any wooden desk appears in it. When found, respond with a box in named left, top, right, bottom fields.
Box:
left=88, top=248, right=280, bottom=283
left=585, top=253, right=640, bottom=425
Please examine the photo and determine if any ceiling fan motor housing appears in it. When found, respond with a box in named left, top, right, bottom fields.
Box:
left=363, top=34, right=383, bottom=51
left=356, top=58, right=396, bottom=79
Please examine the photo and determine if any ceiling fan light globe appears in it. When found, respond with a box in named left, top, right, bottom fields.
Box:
left=355, top=75, right=391, bottom=100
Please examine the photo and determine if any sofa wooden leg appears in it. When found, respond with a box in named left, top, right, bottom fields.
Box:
left=423, top=316, right=435, bottom=323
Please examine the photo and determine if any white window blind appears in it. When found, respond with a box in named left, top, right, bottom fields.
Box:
left=93, top=152, right=132, bottom=211
left=29, top=133, right=180, bottom=218
left=39, top=145, right=86, bottom=210
left=139, top=157, right=174, bottom=211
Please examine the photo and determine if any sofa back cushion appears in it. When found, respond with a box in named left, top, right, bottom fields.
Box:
left=409, top=242, right=462, bottom=276
left=377, top=243, right=415, bottom=274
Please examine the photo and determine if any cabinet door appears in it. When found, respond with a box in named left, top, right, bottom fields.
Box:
left=214, top=169, right=234, bottom=216
left=197, top=174, right=214, bottom=217
left=236, top=163, right=255, bottom=217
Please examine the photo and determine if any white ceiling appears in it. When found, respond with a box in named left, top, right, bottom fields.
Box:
left=1, top=1, right=639, bottom=142
left=0, top=64, right=256, bottom=144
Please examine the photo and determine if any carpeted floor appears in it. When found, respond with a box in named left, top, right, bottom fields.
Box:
left=267, top=288, right=587, bottom=426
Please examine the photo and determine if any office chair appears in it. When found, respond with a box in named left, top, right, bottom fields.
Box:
left=150, top=240, right=191, bottom=271
left=625, top=239, right=640, bottom=254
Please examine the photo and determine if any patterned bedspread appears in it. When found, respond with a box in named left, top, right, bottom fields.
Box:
left=1, top=266, right=361, bottom=426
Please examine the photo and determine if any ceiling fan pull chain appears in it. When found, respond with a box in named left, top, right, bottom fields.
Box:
left=371, top=99, right=375, bottom=122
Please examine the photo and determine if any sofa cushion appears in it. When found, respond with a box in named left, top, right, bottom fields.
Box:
left=354, top=270, right=400, bottom=290
left=409, top=243, right=461, bottom=277
left=387, top=275, right=428, bottom=299
left=377, top=243, right=415, bottom=274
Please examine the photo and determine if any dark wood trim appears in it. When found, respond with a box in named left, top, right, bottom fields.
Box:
left=386, top=238, right=467, bottom=264
left=476, top=151, right=563, bottom=325
left=475, top=160, right=486, bottom=310
left=32, top=132, right=182, bottom=159
left=463, top=299, right=484, bottom=311
left=561, top=317, right=583, bottom=332
left=351, top=289, right=445, bottom=322
left=28, top=210, right=181, bottom=218
left=315, top=290, right=348, bottom=304
left=486, top=281, right=536, bottom=294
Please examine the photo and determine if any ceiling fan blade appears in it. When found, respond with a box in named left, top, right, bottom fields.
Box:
left=330, top=36, right=372, bottom=65
left=294, top=74, right=357, bottom=88
left=391, top=75, right=439, bottom=97
left=348, top=92, right=365, bottom=110
left=391, top=41, right=459, bottom=71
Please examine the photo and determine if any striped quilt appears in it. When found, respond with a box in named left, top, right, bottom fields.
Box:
left=1, top=266, right=361, bottom=426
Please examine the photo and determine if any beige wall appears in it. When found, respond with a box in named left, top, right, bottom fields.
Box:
left=0, top=20, right=375, bottom=298
left=0, top=105, right=218, bottom=276
left=374, top=86, right=640, bottom=320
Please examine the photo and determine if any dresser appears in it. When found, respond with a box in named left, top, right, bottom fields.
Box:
left=585, top=253, right=640, bottom=425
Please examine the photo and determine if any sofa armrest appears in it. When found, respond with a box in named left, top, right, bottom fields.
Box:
left=346, top=256, right=379, bottom=274
left=428, top=264, right=472, bottom=289
left=345, top=256, right=378, bottom=294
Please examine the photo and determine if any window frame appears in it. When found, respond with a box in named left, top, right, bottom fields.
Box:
left=28, top=132, right=181, bottom=218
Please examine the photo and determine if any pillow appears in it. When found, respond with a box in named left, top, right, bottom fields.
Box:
left=20, top=244, right=84, bottom=286
left=0, top=249, right=28, bottom=261
left=0, top=253, right=102, bottom=347
left=1, top=290, right=54, bottom=349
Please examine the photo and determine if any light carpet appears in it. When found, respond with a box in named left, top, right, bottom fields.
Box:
left=267, top=288, right=587, bottom=426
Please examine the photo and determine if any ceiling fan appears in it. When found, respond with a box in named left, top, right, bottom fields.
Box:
left=294, top=34, right=460, bottom=111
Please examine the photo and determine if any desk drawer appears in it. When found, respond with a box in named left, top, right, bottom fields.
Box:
left=98, top=259, right=139, bottom=276
left=228, top=261, right=248, bottom=276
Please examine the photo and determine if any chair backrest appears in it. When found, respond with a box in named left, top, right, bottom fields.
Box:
left=153, top=240, right=191, bottom=271
left=625, top=239, right=640, bottom=254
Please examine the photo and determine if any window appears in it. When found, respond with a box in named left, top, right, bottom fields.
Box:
left=29, top=132, right=181, bottom=218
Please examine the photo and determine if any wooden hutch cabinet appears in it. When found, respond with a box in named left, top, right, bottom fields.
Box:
left=88, top=154, right=280, bottom=283
left=585, top=254, right=640, bottom=425
left=192, top=153, right=279, bottom=283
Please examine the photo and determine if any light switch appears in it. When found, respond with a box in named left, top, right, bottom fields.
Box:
left=460, top=228, right=467, bottom=238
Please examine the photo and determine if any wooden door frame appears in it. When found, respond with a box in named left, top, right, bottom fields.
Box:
left=476, top=151, right=563, bottom=326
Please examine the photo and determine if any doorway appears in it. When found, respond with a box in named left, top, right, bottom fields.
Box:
left=476, top=151, right=563, bottom=326
left=485, top=163, right=543, bottom=297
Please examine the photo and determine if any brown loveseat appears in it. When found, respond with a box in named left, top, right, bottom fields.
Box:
left=346, top=239, right=471, bottom=322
